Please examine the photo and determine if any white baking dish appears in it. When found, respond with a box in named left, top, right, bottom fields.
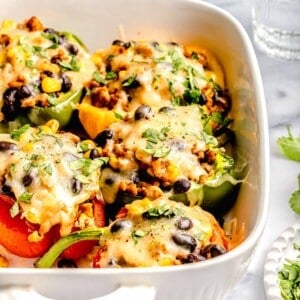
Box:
left=0, top=0, right=269, bottom=299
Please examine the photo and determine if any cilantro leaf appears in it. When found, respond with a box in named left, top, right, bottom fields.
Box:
left=289, top=175, right=300, bottom=214
left=277, top=126, right=300, bottom=162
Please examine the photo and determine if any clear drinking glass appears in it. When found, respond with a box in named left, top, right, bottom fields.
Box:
left=252, top=0, right=300, bottom=60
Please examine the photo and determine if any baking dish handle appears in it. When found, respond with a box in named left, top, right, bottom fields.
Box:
left=0, top=285, right=156, bottom=300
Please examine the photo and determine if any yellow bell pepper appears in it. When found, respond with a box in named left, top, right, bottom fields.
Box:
left=77, top=99, right=120, bottom=139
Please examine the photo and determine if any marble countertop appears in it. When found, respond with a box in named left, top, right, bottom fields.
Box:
left=205, top=1, right=300, bottom=299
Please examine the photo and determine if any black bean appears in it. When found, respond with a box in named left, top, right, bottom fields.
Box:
left=67, top=43, right=78, bottom=55
left=0, top=141, right=19, bottom=151
left=71, top=177, right=82, bottom=194
left=104, top=176, right=115, bottom=185
left=50, top=56, right=61, bottom=65
left=176, top=217, right=193, bottom=230
left=58, top=34, right=67, bottom=45
left=130, top=172, right=140, bottom=184
left=123, top=42, right=132, bottom=49
left=112, top=40, right=124, bottom=46
left=151, top=41, right=160, bottom=49
left=18, top=86, right=32, bottom=99
left=42, top=70, right=53, bottom=77
left=180, top=252, right=206, bottom=264
left=122, top=76, right=140, bottom=89
left=215, top=127, right=235, bottom=148
left=173, top=178, right=191, bottom=194
left=110, top=219, right=132, bottom=233
left=137, top=169, right=154, bottom=182
left=158, top=106, right=175, bottom=114
left=1, top=184, right=12, bottom=194
left=2, top=87, right=21, bottom=120
left=61, top=74, right=72, bottom=92
left=198, top=93, right=207, bottom=105
left=95, top=129, right=113, bottom=148
left=22, top=173, right=33, bottom=187
left=172, top=233, right=197, bottom=252
left=57, top=258, right=77, bottom=268
left=89, top=148, right=100, bottom=159
left=43, top=28, right=58, bottom=35
left=201, top=244, right=226, bottom=258
left=168, top=41, right=179, bottom=47
left=134, top=105, right=152, bottom=121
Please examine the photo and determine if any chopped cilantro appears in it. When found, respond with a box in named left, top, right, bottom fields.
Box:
left=131, top=229, right=147, bottom=244
left=191, top=51, right=199, bottom=60
left=18, top=192, right=33, bottom=203
left=122, top=74, right=140, bottom=88
left=113, top=111, right=124, bottom=120
left=142, top=205, right=176, bottom=219
left=41, top=32, right=59, bottom=44
left=9, top=202, right=19, bottom=218
left=59, top=56, right=80, bottom=71
left=278, top=249, right=300, bottom=300
left=69, top=157, right=108, bottom=177
left=25, top=60, right=35, bottom=68
left=92, top=71, right=106, bottom=84
left=105, top=71, right=117, bottom=80
left=11, top=124, right=30, bottom=140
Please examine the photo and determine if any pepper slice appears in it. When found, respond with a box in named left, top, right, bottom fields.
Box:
left=61, top=198, right=106, bottom=260
left=27, top=89, right=83, bottom=128
left=0, top=194, right=55, bottom=258
left=35, top=228, right=107, bottom=268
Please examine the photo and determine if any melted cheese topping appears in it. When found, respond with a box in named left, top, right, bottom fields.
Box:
left=90, top=41, right=210, bottom=113
left=0, top=124, right=104, bottom=237
left=108, top=105, right=209, bottom=181
left=0, top=17, right=95, bottom=121
left=95, top=197, right=226, bottom=267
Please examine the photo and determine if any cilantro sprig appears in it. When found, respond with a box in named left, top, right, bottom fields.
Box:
left=289, top=175, right=300, bottom=215
left=277, top=126, right=300, bottom=162
left=277, top=126, right=300, bottom=214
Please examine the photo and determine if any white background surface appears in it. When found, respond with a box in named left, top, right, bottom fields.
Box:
left=206, top=1, right=300, bottom=299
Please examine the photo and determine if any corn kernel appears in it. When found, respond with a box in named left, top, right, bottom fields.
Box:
left=41, top=77, right=62, bottom=93
left=39, top=125, right=52, bottom=134
left=28, top=230, right=43, bottom=242
left=39, top=61, right=60, bottom=74
left=1, top=19, right=17, bottom=30
left=166, top=162, right=180, bottom=182
left=45, top=119, right=59, bottom=133
left=0, top=51, right=6, bottom=67
left=109, top=155, right=119, bottom=169
left=22, top=142, right=33, bottom=152
left=159, top=257, right=173, bottom=266
left=92, top=53, right=102, bottom=65
left=0, top=255, right=8, bottom=268
left=205, top=70, right=217, bottom=83
left=80, top=139, right=96, bottom=152
left=23, top=211, right=39, bottom=224
left=6, top=46, right=24, bottom=65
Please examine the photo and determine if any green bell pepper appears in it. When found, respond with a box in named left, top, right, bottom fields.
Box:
left=35, top=228, right=107, bottom=268
left=27, top=89, right=83, bottom=128
left=170, top=173, right=241, bottom=215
